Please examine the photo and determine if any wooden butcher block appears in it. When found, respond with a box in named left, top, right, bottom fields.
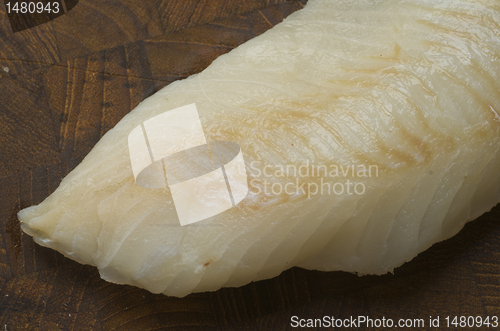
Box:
left=0, top=0, right=499, bottom=330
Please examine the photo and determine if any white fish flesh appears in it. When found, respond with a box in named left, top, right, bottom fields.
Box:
left=18, top=0, right=500, bottom=297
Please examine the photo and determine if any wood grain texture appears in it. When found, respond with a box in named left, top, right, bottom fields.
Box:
left=0, top=0, right=499, bottom=330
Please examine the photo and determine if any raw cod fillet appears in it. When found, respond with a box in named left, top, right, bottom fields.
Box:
left=18, top=0, right=500, bottom=297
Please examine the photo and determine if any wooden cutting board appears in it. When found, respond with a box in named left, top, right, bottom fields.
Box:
left=1, top=0, right=499, bottom=330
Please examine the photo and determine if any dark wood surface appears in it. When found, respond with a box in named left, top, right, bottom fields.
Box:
left=1, top=0, right=499, bottom=330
